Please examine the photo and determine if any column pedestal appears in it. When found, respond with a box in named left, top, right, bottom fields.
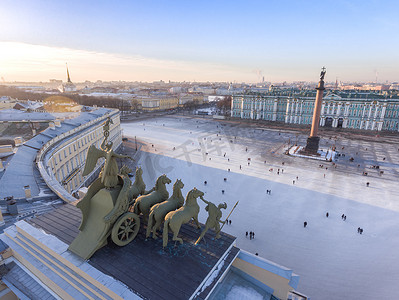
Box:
left=303, top=136, right=320, bottom=155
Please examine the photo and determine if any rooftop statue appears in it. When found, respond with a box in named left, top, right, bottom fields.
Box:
left=320, top=66, right=326, bottom=81
left=120, top=166, right=149, bottom=204
left=146, top=179, right=184, bottom=239
left=133, top=174, right=171, bottom=222
left=163, top=188, right=204, bottom=248
left=83, top=139, right=133, bottom=189
left=195, top=199, right=227, bottom=245
left=102, top=116, right=113, bottom=137
left=68, top=120, right=140, bottom=259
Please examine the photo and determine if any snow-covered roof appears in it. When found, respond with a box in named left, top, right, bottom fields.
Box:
left=0, top=108, right=113, bottom=199
left=0, top=109, right=55, bottom=121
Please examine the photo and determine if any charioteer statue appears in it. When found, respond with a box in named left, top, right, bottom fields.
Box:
left=69, top=120, right=141, bottom=259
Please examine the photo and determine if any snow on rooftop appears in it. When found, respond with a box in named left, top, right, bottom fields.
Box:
left=0, top=109, right=55, bottom=121
left=0, top=108, right=114, bottom=199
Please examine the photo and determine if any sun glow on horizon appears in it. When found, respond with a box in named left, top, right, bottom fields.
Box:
left=0, top=42, right=253, bottom=83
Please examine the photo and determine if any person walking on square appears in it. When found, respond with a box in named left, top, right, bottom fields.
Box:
left=304, top=221, right=307, bottom=228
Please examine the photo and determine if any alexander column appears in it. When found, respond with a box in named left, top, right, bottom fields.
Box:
left=303, top=67, right=326, bottom=155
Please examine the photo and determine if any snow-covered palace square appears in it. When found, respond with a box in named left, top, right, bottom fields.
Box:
left=122, top=115, right=399, bottom=300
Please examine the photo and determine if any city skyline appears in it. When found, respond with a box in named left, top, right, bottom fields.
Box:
left=1, top=0, right=398, bottom=83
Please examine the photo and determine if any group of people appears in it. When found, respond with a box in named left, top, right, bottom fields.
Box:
left=246, top=231, right=255, bottom=240
left=303, top=213, right=364, bottom=235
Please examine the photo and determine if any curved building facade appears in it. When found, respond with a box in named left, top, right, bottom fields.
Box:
left=36, top=109, right=122, bottom=200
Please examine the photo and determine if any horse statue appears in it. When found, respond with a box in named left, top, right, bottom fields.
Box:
left=120, top=166, right=149, bottom=204
left=133, top=174, right=171, bottom=221
left=146, top=179, right=184, bottom=239
left=162, top=188, right=204, bottom=248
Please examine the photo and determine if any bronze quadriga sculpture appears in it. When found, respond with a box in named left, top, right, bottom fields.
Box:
left=162, top=188, right=204, bottom=248
left=146, top=179, right=185, bottom=239
left=69, top=123, right=143, bottom=259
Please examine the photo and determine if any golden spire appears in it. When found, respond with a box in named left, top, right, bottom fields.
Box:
left=66, top=63, right=71, bottom=83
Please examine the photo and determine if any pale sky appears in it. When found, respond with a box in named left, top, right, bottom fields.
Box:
left=0, top=0, right=398, bottom=83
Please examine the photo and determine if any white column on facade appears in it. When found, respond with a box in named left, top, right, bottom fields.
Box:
left=366, top=103, right=373, bottom=130
left=380, top=104, right=387, bottom=129
left=368, top=103, right=373, bottom=118
left=285, top=100, right=290, bottom=123
left=231, top=97, right=235, bottom=117
left=272, top=99, right=278, bottom=121
left=289, top=99, right=293, bottom=123
left=337, top=102, right=342, bottom=116
left=344, top=102, right=350, bottom=116
left=343, top=103, right=350, bottom=128
left=290, top=100, right=294, bottom=123
left=240, top=98, right=244, bottom=119
left=360, top=104, right=366, bottom=129
left=373, top=104, right=380, bottom=119
left=256, top=98, right=260, bottom=120
left=371, top=104, right=379, bottom=130
left=297, top=100, right=303, bottom=124
left=321, top=101, right=325, bottom=115
left=262, top=100, right=265, bottom=119
left=320, top=101, right=326, bottom=126
left=249, top=98, right=254, bottom=120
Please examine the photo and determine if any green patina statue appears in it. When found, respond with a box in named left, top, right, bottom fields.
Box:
left=102, top=116, right=113, bottom=138
left=68, top=123, right=142, bottom=259
left=133, top=174, right=171, bottom=222
left=120, top=166, right=148, bottom=204
left=146, top=179, right=185, bottom=239
left=83, top=140, right=132, bottom=189
left=163, top=188, right=204, bottom=248
left=195, top=199, right=227, bottom=245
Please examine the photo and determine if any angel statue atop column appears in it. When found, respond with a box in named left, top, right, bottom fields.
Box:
left=320, top=66, right=326, bottom=81
left=82, top=139, right=134, bottom=189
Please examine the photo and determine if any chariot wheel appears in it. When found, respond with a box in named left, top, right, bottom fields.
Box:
left=111, top=212, right=140, bottom=246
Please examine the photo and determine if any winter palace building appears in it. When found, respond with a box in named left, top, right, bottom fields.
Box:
left=231, top=90, right=399, bottom=132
